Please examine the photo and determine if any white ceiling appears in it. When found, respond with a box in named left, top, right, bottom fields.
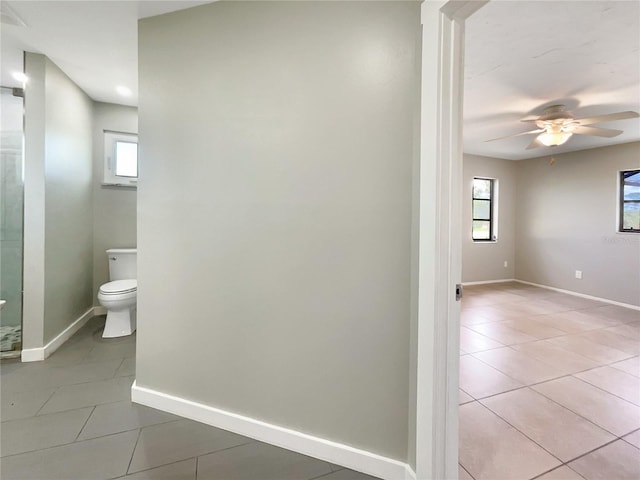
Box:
left=1, top=1, right=212, bottom=106
left=465, top=0, right=640, bottom=160
left=2, top=1, right=639, bottom=160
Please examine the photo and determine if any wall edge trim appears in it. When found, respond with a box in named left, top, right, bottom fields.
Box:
left=131, top=381, right=414, bottom=480
left=514, top=280, right=640, bottom=311
left=21, top=306, right=95, bottom=362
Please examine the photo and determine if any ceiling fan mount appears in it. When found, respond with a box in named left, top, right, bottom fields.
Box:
left=486, top=105, right=639, bottom=150
left=535, top=104, right=573, bottom=121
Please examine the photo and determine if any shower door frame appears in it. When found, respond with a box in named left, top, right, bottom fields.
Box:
left=0, top=85, right=25, bottom=359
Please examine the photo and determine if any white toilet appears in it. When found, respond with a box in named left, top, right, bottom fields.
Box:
left=98, top=248, right=137, bottom=338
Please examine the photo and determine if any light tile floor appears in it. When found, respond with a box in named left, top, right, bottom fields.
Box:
left=459, top=282, right=640, bottom=480
left=1, top=316, right=379, bottom=480
left=3, top=284, right=639, bottom=480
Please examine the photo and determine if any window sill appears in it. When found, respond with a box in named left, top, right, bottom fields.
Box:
left=101, top=182, right=137, bottom=189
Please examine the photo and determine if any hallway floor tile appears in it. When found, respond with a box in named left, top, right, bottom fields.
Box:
left=1, top=316, right=380, bottom=480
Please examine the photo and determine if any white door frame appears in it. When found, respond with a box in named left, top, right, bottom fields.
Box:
left=417, top=2, right=487, bottom=478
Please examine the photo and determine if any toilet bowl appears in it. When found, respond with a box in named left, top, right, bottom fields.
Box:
left=98, top=249, right=137, bottom=338
left=98, top=280, right=137, bottom=338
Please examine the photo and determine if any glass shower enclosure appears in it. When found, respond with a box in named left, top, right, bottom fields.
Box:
left=0, top=86, right=24, bottom=357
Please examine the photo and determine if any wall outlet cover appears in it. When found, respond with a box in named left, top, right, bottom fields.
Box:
left=575, top=270, right=583, bottom=279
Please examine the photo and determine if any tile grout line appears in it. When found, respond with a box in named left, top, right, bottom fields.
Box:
left=125, top=427, right=143, bottom=475
left=620, top=431, right=640, bottom=450
left=465, top=312, right=634, bottom=349
left=468, top=353, right=637, bottom=440
left=74, top=405, right=96, bottom=442
left=126, top=437, right=257, bottom=477
left=113, top=357, right=127, bottom=378
left=307, top=467, right=354, bottom=480
left=478, top=386, right=636, bottom=467
left=33, top=386, right=60, bottom=417
left=459, top=314, right=637, bottom=355
left=4, top=359, right=131, bottom=396
left=462, top=384, right=530, bottom=404
left=569, top=371, right=640, bottom=407
left=466, top=342, right=637, bottom=399
left=529, top=463, right=587, bottom=480
left=509, top=344, right=637, bottom=381
left=113, top=453, right=198, bottom=478
left=557, top=437, right=625, bottom=470
left=75, top=414, right=184, bottom=443
left=528, top=379, right=638, bottom=439
left=31, top=375, right=137, bottom=417
left=466, top=349, right=567, bottom=386
left=0, top=425, right=149, bottom=460
left=459, top=463, right=476, bottom=480
left=464, top=294, right=634, bottom=320
left=474, top=397, right=566, bottom=469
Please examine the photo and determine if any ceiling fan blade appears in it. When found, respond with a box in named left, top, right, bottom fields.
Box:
left=574, top=111, right=639, bottom=126
left=485, top=129, right=544, bottom=142
left=571, top=125, right=623, bottom=137
left=525, top=136, right=544, bottom=150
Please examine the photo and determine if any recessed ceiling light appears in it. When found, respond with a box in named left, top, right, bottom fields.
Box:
left=116, top=86, right=132, bottom=97
left=12, top=72, right=28, bottom=83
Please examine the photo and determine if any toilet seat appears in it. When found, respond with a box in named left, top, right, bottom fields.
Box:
left=99, top=279, right=137, bottom=296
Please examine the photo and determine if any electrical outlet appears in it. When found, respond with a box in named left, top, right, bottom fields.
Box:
left=504, top=261, right=508, bottom=268
left=575, top=270, right=582, bottom=280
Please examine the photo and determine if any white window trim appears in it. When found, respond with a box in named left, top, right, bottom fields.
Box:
left=103, top=130, right=138, bottom=187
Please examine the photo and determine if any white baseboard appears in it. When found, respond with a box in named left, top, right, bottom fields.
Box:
left=21, top=307, right=95, bottom=362
left=462, top=278, right=515, bottom=286
left=131, top=382, right=415, bottom=480
left=515, top=280, right=640, bottom=311
left=93, top=306, right=107, bottom=315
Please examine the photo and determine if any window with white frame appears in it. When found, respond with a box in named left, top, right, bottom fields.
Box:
left=104, top=131, right=138, bottom=186
left=472, top=177, right=497, bottom=241
left=620, top=169, right=640, bottom=233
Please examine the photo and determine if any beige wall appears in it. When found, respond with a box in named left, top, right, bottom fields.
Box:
left=462, top=154, right=517, bottom=283
left=515, top=142, right=640, bottom=306
left=137, top=0, right=420, bottom=462
left=24, top=53, right=95, bottom=345
left=463, top=145, right=640, bottom=307
left=92, top=102, right=138, bottom=303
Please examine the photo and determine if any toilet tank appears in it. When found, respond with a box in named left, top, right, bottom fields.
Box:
left=106, top=248, right=137, bottom=280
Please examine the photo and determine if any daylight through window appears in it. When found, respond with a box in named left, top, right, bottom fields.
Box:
left=114, top=141, right=138, bottom=177
left=620, top=169, right=640, bottom=232
left=472, top=177, right=495, bottom=241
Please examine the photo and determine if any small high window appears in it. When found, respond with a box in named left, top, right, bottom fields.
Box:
left=104, top=131, right=138, bottom=186
left=620, top=169, right=640, bottom=233
left=472, top=177, right=496, bottom=241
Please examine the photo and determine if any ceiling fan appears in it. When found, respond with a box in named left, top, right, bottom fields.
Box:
left=487, top=105, right=639, bottom=150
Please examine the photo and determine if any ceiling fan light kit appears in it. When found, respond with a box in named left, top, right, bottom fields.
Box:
left=486, top=105, right=639, bottom=150
left=538, top=129, right=572, bottom=147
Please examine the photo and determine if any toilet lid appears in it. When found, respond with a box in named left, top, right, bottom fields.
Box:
left=100, top=279, right=137, bottom=295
